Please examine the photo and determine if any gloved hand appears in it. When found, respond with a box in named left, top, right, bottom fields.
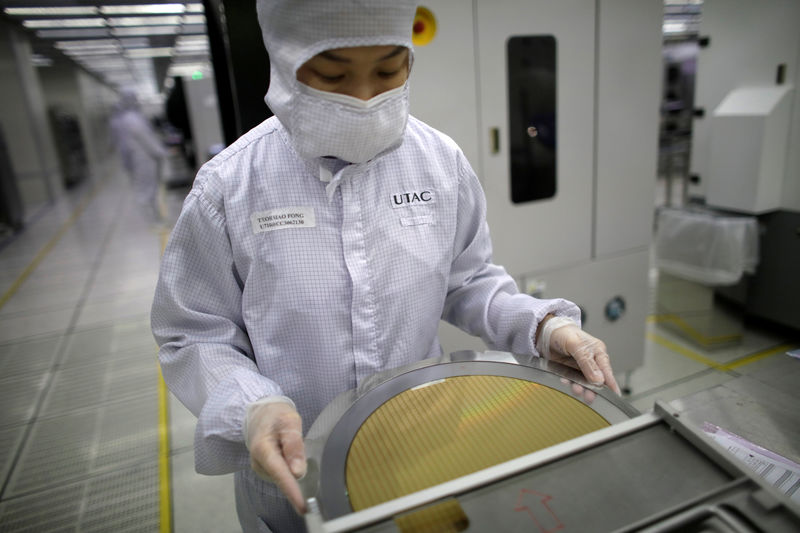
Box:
left=536, top=316, right=622, bottom=396
left=244, top=397, right=307, bottom=514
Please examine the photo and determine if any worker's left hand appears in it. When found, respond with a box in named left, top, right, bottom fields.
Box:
left=244, top=399, right=307, bottom=514
left=543, top=320, right=621, bottom=395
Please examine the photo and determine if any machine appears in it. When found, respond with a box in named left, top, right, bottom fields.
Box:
left=407, top=0, right=662, bottom=380
left=686, top=0, right=800, bottom=332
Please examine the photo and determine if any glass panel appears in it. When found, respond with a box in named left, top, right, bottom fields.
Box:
left=507, top=35, right=557, bottom=203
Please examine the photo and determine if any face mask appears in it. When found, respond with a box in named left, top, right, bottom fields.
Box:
left=287, top=83, right=409, bottom=164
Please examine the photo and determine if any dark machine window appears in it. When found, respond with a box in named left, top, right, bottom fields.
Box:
left=507, top=35, right=557, bottom=203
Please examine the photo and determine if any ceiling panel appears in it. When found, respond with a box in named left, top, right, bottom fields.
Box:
left=0, top=1, right=211, bottom=103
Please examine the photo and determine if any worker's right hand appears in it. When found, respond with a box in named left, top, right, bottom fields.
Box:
left=244, top=398, right=307, bottom=514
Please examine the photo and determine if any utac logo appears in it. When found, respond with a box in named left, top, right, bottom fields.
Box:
left=391, top=190, right=434, bottom=208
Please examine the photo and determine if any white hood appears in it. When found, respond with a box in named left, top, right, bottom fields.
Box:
left=256, top=0, right=418, bottom=133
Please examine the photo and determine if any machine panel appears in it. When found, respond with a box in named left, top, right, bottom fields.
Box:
left=413, top=1, right=661, bottom=377
left=477, top=0, right=596, bottom=276
left=507, top=35, right=557, bottom=204
left=594, top=0, right=661, bottom=256
left=408, top=1, right=480, bottom=171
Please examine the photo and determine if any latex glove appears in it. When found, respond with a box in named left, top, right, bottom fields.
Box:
left=536, top=316, right=622, bottom=395
left=244, top=397, right=307, bottom=514
left=560, top=377, right=597, bottom=404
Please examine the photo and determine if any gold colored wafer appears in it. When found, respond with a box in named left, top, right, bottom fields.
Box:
left=345, top=375, right=609, bottom=511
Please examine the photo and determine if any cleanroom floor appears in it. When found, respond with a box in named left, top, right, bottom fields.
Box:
left=0, top=163, right=797, bottom=532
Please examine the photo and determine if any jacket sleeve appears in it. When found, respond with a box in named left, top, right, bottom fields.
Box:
left=151, top=175, right=282, bottom=475
left=442, top=152, right=581, bottom=356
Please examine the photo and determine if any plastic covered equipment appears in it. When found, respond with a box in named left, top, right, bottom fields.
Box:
left=655, top=207, right=759, bottom=286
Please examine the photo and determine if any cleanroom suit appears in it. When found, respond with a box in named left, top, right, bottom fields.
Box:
left=151, top=0, right=581, bottom=531
left=112, top=90, right=166, bottom=220
left=152, top=115, right=580, bottom=530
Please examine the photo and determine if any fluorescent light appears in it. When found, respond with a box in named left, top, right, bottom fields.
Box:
left=31, top=54, right=54, bottom=67
left=107, top=16, right=183, bottom=27
left=100, top=4, right=185, bottom=15
left=5, top=7, right=98, bottom=16
left=663, top=22, right=688, bottom=33
left=125, top=47, right=174, bottom=58
left=36, top=28, right=110, bottom=39
left=186, top=4, right=205, bottom=13
left=23, top=18, right=106, bottom=29
left=112, top=26, right=178, bottom=37
left=182, top=15, right=206, bottom=25
left=175, top=35, right=209, bottom=54
left=175, top=47, right=209, bottom=56
left=79, top=57, right=127, bottom=67
left=168, top=62, right=211, bottom=78
left=83, top=63, right=129, bottom=73
left=54, top=39, right=118, bottom=50
left=64, top=49, right=121, bottom=58
left=176, top=35, right=208, bottom=44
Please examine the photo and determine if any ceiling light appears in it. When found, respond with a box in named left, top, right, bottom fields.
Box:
left=126, top=47, right=174, bottom=58
left=175, top=47, right=208, bottom=56
left=5, top=7, right=98, bottom=16
left=186, top=4, right=205, bottom=13
left=175, top=36, right=209, bottom=54
left=106, top=16, right=182, bottom=27
left=168, top=62, right=211, bottom=78
left=176, top=35, right=208, bottom=44
left=663, top=22, right=688, bottom=33
left=36, top=28, right=110, bottom=39
left=100, top=4, right=185, bottom=15
left=64, top=49, right=121, bottom=58
left=82, top=61, right=129, bottom=72
left=54, top=39, right=116, bottom=49
left=182, top=15, right=206, bottom=25
left=31, top=54, right=54, bottom=67
left=23, top=18, right=106, bottom=29
left=78, top=57, right=127, bottom=66
left=112, top=26, right=178, bottom=37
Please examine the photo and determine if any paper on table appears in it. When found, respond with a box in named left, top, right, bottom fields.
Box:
left=703, top=422, right=800, bottom=504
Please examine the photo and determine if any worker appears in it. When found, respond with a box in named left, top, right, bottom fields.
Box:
left=151, top=1, right=621, bottom=531
left=110, top=88, right=166, bottom=222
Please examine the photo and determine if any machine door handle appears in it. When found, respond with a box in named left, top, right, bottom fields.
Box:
left=489, top=127, right=500, bottom=154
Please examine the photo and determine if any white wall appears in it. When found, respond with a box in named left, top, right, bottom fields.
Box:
left=183, top=76, right=224, bottom=167
left=0, top=18, right=61, bottom=212
left=409, top=1, right=480, bottom=172
left=783, top=36, right=800, bottom=212
left=594, top=0, right=662, bottom=257
left=76, top=70, right=118, bottom=174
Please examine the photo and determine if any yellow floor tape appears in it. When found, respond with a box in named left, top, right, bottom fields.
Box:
left=158, top=227, right=172, bottom=533
left=647, top=325, right=795, bottom=373
left=0, top=183, right=102, bottom=310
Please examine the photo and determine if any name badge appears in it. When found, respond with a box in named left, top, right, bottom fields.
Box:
left=251, top=207, right=316, bottom=234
